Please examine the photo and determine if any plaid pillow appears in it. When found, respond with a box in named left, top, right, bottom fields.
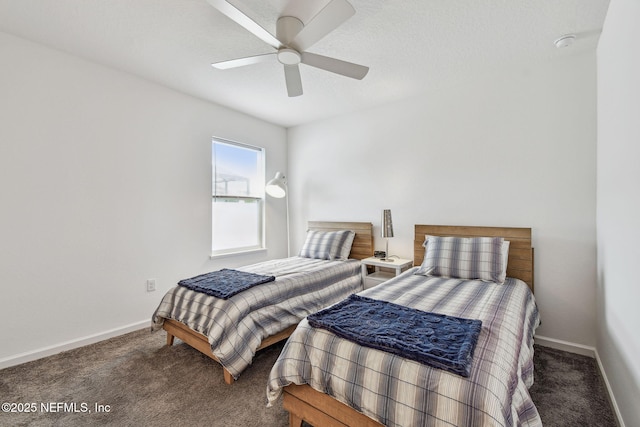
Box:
left=299, top=230, right=355, bottom=260
left=415, top=235, right=506, bottom=283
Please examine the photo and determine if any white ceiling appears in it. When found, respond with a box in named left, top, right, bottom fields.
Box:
left=0, top=0, right=610, bottom=128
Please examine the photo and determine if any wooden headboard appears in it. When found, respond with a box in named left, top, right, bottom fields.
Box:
left=414, top=225, right=534, bottom=292
left=307, top=221, right=374, bottom=260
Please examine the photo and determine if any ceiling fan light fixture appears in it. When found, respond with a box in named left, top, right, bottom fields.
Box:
left=277, top=48, right=301, bottom=65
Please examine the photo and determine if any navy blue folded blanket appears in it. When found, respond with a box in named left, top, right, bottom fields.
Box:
left=307, top=294, right=482, bottom=377
left=177, top=269, right=275, bottom=300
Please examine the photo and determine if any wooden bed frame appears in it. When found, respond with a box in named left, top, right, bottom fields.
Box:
left=282, top=224, right=534, bottom=426
left=163, top=221, right=374, bottom=384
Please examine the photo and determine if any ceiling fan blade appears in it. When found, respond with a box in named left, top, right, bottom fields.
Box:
left=283, top=65, right=303, bottom=97
left=291, top=0, right=355, bottom=51
left=211, top=53, right=276, bottom=69
left=207, top=0, right=282, bottom=49
left=301, top=52, right=369, bottom=80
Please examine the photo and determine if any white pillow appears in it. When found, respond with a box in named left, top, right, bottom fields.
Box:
left=499, top=240, right=510, bottom=283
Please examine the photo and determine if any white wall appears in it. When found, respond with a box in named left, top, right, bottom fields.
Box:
left=597, top=0, right=640, bottom=425
left=0, top=32, right=287, bottom=365
left=288, top=52, right=597, bottom=349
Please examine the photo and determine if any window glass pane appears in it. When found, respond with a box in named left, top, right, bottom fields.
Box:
left=213, top=141, right=262, bottom=198
left=212, top=198, right=261, bottom=252
left=211, top=138, right=264, bottom=254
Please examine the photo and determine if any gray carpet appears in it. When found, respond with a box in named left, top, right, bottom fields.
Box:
left=0, top=329, right=617, bottom=426
left=529, top=346, right=618, bottom=427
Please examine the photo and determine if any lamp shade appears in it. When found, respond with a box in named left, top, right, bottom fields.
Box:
left=382, top=209, right=394, bottom=238
left=265, top=172, right=287, bottom=198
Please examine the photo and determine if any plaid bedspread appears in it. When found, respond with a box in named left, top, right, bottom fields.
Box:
left=152, top=257, right=362, bottom=379
left=267, top=268, right=541, bottom=426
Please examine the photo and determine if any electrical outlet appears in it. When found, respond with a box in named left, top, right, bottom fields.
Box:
left=146, top=279, right=156, bottom=292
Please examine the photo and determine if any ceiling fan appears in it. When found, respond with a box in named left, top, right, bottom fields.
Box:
left=207, top=0, right=369, bottom=97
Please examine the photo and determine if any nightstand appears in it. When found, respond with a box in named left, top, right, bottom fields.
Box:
left=361, top=256, right=413, bottom=289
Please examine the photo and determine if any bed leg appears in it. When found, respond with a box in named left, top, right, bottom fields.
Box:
left=289, top=412, right=303, bottom=427
left=223, top=368, right=234, bottom=385
left=166, top=333, right=175, bottom=346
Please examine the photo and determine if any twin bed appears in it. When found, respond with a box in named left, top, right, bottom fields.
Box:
left=152, top=221, right=374, bottom=384
left=152, top=222, right=541, bottom=426
left=267, top=224, right=540, bottom=427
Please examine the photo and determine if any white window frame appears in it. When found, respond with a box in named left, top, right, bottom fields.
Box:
left=211, top=137, right=265, bottom=257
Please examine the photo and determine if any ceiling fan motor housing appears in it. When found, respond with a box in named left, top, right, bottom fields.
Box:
left=276, top=17, right=303, bottom=67
left=277, top=16, right=304, bottom=46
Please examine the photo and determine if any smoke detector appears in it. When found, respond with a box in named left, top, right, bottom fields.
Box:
left=554, top=34, right=576, bottom=48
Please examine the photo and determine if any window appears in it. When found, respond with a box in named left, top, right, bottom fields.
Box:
left=211, top=138, right=265, bottom=255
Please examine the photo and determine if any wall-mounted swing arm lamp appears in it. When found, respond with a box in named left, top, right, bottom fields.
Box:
left=265, top=172, right=290, bottom=257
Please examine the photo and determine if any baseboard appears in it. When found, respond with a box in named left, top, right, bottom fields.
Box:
left=594, top=348, right=626, bottom=427
left=0, top=320, right=149, bottom=370
left=534, top=335, right=596, bottom=357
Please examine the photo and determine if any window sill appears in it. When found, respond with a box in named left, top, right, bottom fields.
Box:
left=210, top=248, right=267, bottom=260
